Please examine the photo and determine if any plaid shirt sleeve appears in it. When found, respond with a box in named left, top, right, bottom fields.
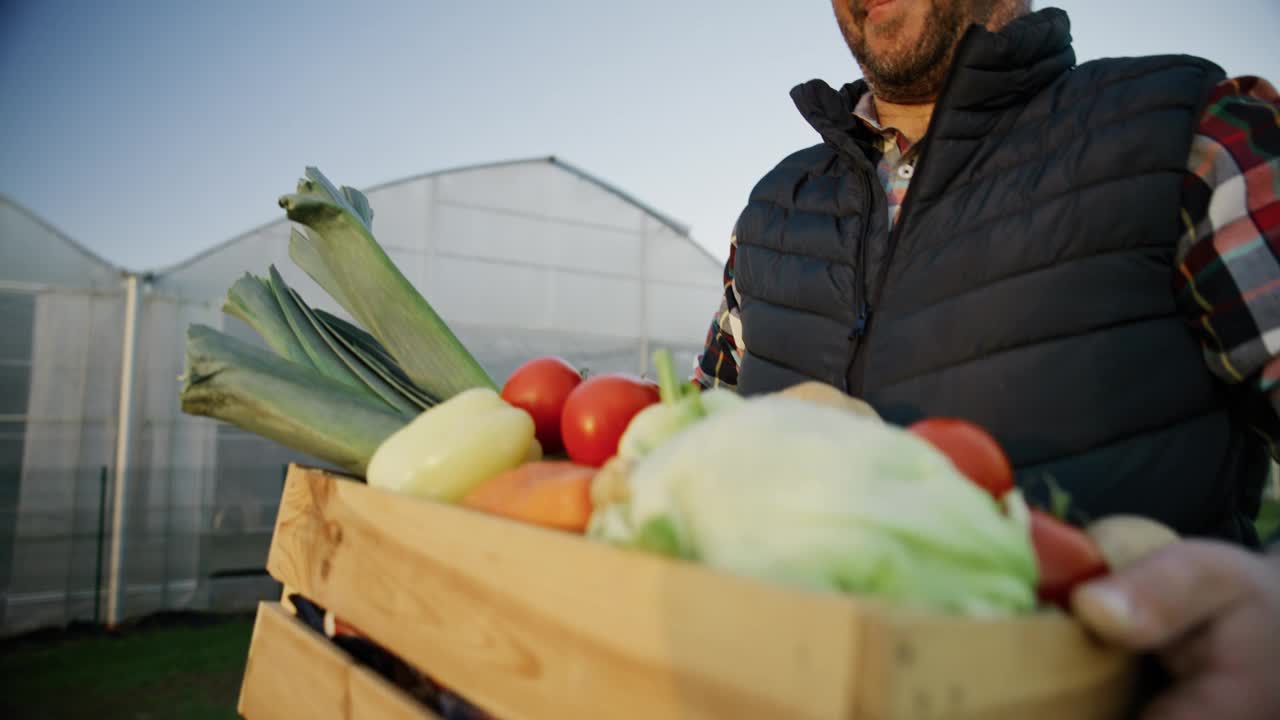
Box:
left=693, top=231, right=744, bottom=389
left=1175, top=76, right=1280, bottom=453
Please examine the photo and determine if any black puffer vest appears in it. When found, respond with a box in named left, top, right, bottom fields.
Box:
left=733, top=8, right=1269, bottom=542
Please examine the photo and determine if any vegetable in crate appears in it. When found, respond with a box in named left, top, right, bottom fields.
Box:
left=560, top=373, right=660, bottom=467
left=182, top=268, right=428, bottom=472
left=909, top=417, right=1015, bottom=498
left=232, top=267, right=431, bottom=416
left=500, top=356, right=583, bottom=454
left=367, top=388, right=540, bottom=501
left=614, top=349, right=743, bottom=461
left=590, top=395, right=1039, bottom=616
left=181, top=167, right=499, bottom=473
left=280, top=167, right=495, bottom=401
left=181, top=324, right=405, bottom=474
left=1029, top=509, right=1109, bottom=607
left=591, top=350, right=742, bottom=531
left=906, top=417, right=1116, bottom=607
left=461, top=461, right=596, bottom=532
left=1084, top=514, right=1179, bottom=571
left=777, top=381, right=881, bottom=420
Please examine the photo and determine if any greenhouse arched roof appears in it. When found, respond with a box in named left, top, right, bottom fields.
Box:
left=156, top=156, right=718, bottom=277
left=0, top=194, right=121, bottom=289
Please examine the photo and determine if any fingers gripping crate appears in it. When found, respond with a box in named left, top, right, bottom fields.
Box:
left=238, top=465, right=1138, bottom=720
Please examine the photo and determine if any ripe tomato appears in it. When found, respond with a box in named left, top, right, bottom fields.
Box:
left=908, top=417, right=1015, bottom=499
left=501, top=356, right=583, bottom=454
left=1030, top=509, right=1109, bottom=608
left=560, top=374, right=660, bottom=467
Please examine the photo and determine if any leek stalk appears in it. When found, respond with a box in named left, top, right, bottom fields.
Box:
left=180, top=325, right=406, bottom=474
left=280, top=167, right=495, bottom=400
left=180, top=165, right=492, bottom=476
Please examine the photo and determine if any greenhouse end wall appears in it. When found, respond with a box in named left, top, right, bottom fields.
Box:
left=0, top=158, right=726, bottom=634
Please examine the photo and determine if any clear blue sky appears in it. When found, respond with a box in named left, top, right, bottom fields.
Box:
left=3, top=1, right=1277, bottom=271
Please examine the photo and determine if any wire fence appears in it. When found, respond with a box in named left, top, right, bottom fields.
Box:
left=1, top=464, right=286, bottom=637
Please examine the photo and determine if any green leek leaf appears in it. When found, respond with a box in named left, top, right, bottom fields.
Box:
left=266, top=265, right=368, bottom=392
left=318, top=311, right=437, bottom=409
left=288, top=228, right=354, bottom=312
left=285, top=284, right=423, bottom=417
left=279, top=167, right=495, bottom=400
left=315, top=309, right=426, bottom=392
left=180, top=324, right=406, bottom=474
left=222, top=273, right=316, bottom=370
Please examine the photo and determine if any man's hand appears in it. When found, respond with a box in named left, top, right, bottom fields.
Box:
left=1070, top=540, right=1280, bottom=720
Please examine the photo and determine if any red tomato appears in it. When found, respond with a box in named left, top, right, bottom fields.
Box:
left=501, top=356, right=583, bottom=454
left=1030, top=509, right=1109, bottom=608
left=908, top=417, right=1015, bottom=499
left=560, top=374, right=660, bottom=467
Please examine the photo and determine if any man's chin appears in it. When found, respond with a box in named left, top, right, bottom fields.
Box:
left=861, top=22, right=922, bottom=62
left=862, top=41, right=915, bottom=69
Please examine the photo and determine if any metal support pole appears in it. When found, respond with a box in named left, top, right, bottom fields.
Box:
left=161, top=478, right=171, bottom=610
left=94, top=465, right=107, bottom=624
left=106, top=273, right=141, bottom=627
left=638, top=218, right=650, bottom=377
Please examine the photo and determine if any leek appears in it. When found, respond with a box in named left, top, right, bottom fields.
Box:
left=180, top=324, right=407, bottom=474
left=223, top=273, right=316, bottom=370
left=266, top=265, right=368, bottom=392
left=220, top=267, right=429, bottom=417
left=316, top=309, right=436, bottom=409
left=270, top=267, right=425, bottom=416
left=179, top=165, right=493, bottom=475
left=280, top=167, right=495, bottom=400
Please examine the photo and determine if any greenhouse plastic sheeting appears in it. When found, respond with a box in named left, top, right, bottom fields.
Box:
left=0, top=158, right=724, bottom=634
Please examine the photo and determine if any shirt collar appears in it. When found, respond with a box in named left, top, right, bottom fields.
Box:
left=851, top=89, right=915, bottom=156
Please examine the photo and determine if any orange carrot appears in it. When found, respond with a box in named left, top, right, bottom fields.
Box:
left=460, top=461, right=596, bottom=532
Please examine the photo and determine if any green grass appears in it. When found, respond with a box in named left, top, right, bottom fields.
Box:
left=0, top=612, right=254, bottom=720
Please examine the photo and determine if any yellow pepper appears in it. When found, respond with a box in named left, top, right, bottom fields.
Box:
left=366, top=388, right=540, bottom=501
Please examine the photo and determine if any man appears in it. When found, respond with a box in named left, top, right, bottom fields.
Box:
left=695, top=2, right=1280, bottom=718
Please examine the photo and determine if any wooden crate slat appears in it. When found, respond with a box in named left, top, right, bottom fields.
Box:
left=239, top=602, right=439, bottom=720
left=266, top=465, right=1136, bottom=720
left=852, top=602, right=1136, bottom=719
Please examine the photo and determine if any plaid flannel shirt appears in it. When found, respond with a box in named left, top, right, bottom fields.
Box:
left=696, top=77, right=1280, bottom=453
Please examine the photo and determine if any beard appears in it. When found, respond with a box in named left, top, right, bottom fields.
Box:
left=838, top=0, right=1000, bottom=103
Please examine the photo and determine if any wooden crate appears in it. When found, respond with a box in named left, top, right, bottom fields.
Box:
left=240, top=464, right=1138, bottom=720
left=239, top=601, right=440, bottom=720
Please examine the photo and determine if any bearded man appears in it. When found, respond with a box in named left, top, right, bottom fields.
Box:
left=694, top=3, right=1280, bottom=718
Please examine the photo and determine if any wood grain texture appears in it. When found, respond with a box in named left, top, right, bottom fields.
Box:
left=266, top=465, right=1136, bottom=720
left=239, top=602, right=439, bottom=720
left=852, top=603, right=1137, bottom=720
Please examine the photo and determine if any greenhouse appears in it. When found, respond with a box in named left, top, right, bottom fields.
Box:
left=0, top=157, right=723, bottom=634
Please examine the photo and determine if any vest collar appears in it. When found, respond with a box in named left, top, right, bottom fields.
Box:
left=791, top=7, right=1076, bottom=154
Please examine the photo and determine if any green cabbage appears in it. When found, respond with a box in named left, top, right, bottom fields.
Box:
left=589, top=395, right=1038, bottom=616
